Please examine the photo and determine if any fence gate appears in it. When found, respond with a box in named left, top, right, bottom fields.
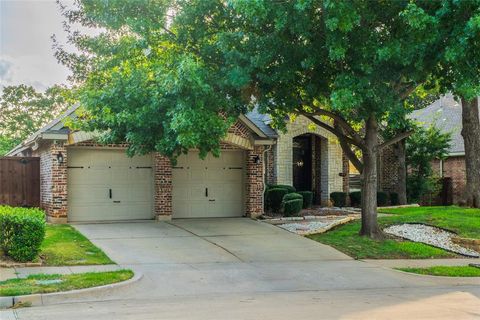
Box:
left=0, top=157, right=40, bottom=207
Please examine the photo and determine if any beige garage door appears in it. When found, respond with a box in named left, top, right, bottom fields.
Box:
left=172, top=151, right=245, bottom=218
left=67, top=148, right=154, bottom=222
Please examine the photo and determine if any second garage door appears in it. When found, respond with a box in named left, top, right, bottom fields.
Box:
left=67, top=148, right=154, bottom=222
left=172, top=151, right=245, bottom=218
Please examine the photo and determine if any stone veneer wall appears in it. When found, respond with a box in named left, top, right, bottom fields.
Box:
left=265, top=145, right=276, bottom=185
left=246, top=145, right=265, bottom=217
left=275, top=115, right=343, bottom=203
left=154, top=153, right=172, bottom=219
left=34, top=140, right=68, bottom=222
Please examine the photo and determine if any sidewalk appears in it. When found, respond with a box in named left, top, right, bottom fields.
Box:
left=0, top=264, right=121, bottom=281
left=362, top=258, right=479, bottom=268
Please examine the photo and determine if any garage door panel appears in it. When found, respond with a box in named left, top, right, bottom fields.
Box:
left=68, top=148, right=153, bottom=222
left=172, top=168, right=188, bottom=180
left=189, top=168, right=206, bottom=182
left=131, top=168, right=153, bottom=180
left=173, top=150, right=244, bottom=218
left=111, top=169, right=130, bottom=184
left=68, top=149, right=91, bottom=167
left=190, top=184, right=207, bottom=201
left=69, top=186, right=109, bottom=204
left=222, top=152, right=244, bottom=166
left=173, top=184, right=189, bottom=201
left=69, top=204, right=113, bottom=221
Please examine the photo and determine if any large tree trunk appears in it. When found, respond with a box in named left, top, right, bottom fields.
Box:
left=394, top=139, right=408, bottom=205
left=359, top=116, right=382, bottom=239
left=461, top=96, right=480, bottom=208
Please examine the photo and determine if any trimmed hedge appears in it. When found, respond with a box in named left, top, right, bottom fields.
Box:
left=330, top=192, right=347, bottom=207
left=283, top=192, right=303, bottom=202
left=377, top=191, right=389, bottom=207
left=349, top=191, right=362, bottom=207
left=298, top=191, right=313, bottom=209
left=389, top=192, right=399, bottom=206
left=269, top=184, right=296, bottom=194
left=0, top=206, right=46, bottom=262
left=283, top=199, right=303, bottom=216
left=266, top=188, right=289, bottom=213
left=348, top=191, right=394, bottom=207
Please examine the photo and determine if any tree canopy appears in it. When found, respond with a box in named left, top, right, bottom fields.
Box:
left=0, top=85, right=71, bottom=155
left=57, top=0, right=480, bottom=236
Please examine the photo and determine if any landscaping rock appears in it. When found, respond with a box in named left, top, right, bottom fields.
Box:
left=384, top=224, right=480, bottom=258
left=275, top=216, right=356, bottom=235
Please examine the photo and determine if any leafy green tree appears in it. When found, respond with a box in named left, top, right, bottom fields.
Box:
left=406, top=124, right=451, bottom=203
left=434, top=1, right=480, bottom=207
left=56, top=1, right=467, bottom=238
left=0, top=85, right=70, bottom=155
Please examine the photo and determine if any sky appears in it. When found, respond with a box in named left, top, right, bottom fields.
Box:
left=0, top=0, right=74, bottom=91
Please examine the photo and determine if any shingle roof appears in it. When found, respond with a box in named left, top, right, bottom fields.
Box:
left=409, top=94, right=479, bottom=155
left=245, top=107, right=278, bottom=138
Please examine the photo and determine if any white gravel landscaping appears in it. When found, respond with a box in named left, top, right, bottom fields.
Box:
left=275, top=216, right=355, bottom=235
left=384, top=224, right=480, bottom=258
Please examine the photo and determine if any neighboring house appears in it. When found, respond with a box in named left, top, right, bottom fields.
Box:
left=410, top=94, right=480, bottom=204
left=7, top=105, right=352, bottom=223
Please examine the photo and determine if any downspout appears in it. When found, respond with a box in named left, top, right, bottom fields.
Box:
left=262, top=145, right=273, bottom=215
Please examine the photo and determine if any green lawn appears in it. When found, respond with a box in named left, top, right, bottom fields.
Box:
left=378, top=206, right=480, bottom=238
left=397, top=266, right=480, bottom=277
left=40, top=225, right=113, bottom=266
left=307, top=206, right=480, bottom=259
left=0, top=270, right=133, bottom=296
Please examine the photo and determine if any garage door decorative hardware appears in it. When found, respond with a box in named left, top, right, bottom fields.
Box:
left=228, top=167, right=243, bottom=170
left=67, top=166, right=84, bottom=169
left=109, top=189, right=112, bottom=199
left=205, top=188, right=208, bottom=197
left=135, top=166, right=152, bottom=169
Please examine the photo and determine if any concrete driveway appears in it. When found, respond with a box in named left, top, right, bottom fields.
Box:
left=4, top=218, right=480, bottom=320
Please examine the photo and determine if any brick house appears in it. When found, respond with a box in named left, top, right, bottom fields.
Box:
left=410, top=94, right=480, bottom=204
left=7, top=105, right=353, bottom=223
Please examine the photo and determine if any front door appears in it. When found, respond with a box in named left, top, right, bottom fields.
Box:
left=292, top=135, right=312, bottom=191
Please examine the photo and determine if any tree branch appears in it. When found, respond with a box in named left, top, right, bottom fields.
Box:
left=334, top=121, right=364, bottom=172
left=377, top=130, right=413, bottom=150
left=301, top=113, right=365, bottom=149
left=299, top=107, right=363, bottom=145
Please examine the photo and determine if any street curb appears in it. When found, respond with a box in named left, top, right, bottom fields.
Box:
left=0, top=270, right=142, bottom=309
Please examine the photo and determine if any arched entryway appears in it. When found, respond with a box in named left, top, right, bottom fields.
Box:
left=292, top=133, right=328, bottom=205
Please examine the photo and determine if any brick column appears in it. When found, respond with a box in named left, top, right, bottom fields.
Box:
left=342, top=152, right=350, bottom=206
left=49, top=141, right=68, bottom=223
left=246, top=146, right=264, bottom=218
left=154, top=153, right=172, bottom=220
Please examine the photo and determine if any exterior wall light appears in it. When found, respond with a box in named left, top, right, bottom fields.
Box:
left=56, top=152, right=64, bottom=164
left=254, top=155, right=261, bottom=164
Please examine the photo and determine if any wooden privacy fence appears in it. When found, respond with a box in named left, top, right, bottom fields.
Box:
left=0, top=157, right=40, bottom=207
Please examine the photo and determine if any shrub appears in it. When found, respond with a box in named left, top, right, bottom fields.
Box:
left=349, top=191, right=362, bottom=207
left=283, top=199, right=303, bottom=216
left=0, top=206, right=46, bottom=262
left=330, top=192, right=347, bottom=207
left=377, top=191, right=389, bottom=206
left=269, top=184, right=296, bottom=194
left=282, top=192, right=303, bottom=202
left=266, top=188, right=289, bottom=213
left=298, top=191, right=313, bottom=208
left=389, top=192, right=399, bottom=206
